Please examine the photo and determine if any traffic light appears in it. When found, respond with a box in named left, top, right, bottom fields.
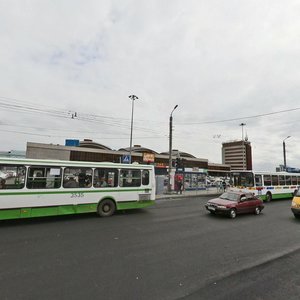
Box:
left=180, top=158, right=185, bottom=168
left=175, top=158, right=186, bottom=169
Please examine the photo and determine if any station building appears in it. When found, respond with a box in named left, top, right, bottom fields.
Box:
left=26, top=140, right=230, bottom=191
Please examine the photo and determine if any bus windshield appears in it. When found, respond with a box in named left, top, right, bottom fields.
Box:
left=231, top=172, right=254, bottom=187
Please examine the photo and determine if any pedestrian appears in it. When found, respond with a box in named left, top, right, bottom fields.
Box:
left=222, top=180, right=226, bottom=192
left=177, top=180, right=183, bottom=194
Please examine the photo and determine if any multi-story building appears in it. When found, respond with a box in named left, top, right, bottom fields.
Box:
left=222, top=140, right=252, bottom=171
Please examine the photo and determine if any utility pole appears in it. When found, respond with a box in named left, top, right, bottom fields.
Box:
left=168, top=105, right=178, bottom=193
left=128, top=95, right=139, bottom=164
left=240, top=123, right=246, bottom=170
left=283, top=136, right=291, bottom=171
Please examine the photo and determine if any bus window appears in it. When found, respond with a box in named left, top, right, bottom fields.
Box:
left=255, top=174, right=262, bottom=186
left=119, top=169, right=141, bottom=187
left=285, top=175, right=291, bottom=185
left=279, top=175, right=285, bottom=186
left=27, top=166, right=62, bottom=189
left=263, top=175, right=271, bottom=186
left=94, top=168, right=118, bottom=188
left=231, top=172, right=254, bottom=187
left=142, top=170, right=150, bottom=185
left=292, top=176, right=297, bottom=185
left=272, top=175, right=279, bottom=186
left=0, top=165, right=26, bottom=189
left=63, top=167, right=92, bottom=188
left=240, top=172, right=254, bottom=187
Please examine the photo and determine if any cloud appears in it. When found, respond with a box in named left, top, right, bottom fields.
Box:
left=1, top=0, right=300, bottom=171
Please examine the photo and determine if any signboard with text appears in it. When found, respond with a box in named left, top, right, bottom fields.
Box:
left=143, top=153, right=155, bottom=163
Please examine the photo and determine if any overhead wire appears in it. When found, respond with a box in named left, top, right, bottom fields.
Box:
left=0, top=128, right=166, bottom=139
left=1, top=95, right=300, bottom=141
left=177, top=107, right=300, bottom=125
left=0, top=96, right=162, bottom=135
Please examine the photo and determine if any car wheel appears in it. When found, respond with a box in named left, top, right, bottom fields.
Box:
left=97, top=199, right=116, bottom=217
left=266, top=192, right=272, bottom=202
left=294, top=214, right=300, bottom=219
left=254, top=207, right=261, bottom=215
left=229, top=208, right=237, bottom=219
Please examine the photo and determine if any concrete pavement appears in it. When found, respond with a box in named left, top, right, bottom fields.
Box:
left=155, top=187, right=223, bottom=200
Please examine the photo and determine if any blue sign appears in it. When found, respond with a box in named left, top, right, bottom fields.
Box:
left=122, top=155, right=131, bottom=164
left=65, top=139, right=80, bottom=147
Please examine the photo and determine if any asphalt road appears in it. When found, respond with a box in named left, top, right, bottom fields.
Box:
left=1, top=196, right=300, bottom=300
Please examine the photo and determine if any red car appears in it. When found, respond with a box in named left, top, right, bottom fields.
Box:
left=205, top=191, right=264, bottom=219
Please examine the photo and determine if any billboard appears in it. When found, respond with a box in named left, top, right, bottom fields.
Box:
left=143, top=153, right=155, bottom=163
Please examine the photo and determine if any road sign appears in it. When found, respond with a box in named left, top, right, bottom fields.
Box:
left=122, top=155, right=131, bottom=164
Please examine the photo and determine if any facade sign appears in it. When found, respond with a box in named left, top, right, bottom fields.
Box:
left=143, top=153, right=155, bottom=163
left=155, top=162, right=167, bottom=168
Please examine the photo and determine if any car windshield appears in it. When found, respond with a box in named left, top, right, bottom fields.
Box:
left=219, top=192, right=239, bottom=201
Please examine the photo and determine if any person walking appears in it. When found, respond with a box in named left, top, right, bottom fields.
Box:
left=177, top=180, right=183, bottom=194
left=222, top=180, right=226, bottom=192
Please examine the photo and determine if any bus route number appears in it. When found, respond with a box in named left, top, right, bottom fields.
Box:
left=71, top=192, right=84, bottom=198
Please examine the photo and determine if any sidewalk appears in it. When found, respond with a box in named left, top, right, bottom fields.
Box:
left=155, top=187, right=223, bottom=200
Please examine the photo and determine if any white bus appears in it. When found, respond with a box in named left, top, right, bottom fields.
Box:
left=0, top=157, right=155, bottom=220
left=230, top=171, right=300, bottom=201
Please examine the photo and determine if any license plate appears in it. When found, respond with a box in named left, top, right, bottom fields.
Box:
left=139, top=193, right=151, bottom=201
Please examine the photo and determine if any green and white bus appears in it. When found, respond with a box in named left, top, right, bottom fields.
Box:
left=0, top=157, right=155, bottom=220
left=230, top=170, right=300, bottom=201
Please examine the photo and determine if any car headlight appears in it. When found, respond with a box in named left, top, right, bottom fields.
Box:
left=218, top=205, right=227, bottom=209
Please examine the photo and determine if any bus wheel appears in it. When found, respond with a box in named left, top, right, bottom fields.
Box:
left=294, top=190, right=298, bottom=196
left=266, top=192, right=272, bottom=202
left=97, top=199, right=116, bottom=217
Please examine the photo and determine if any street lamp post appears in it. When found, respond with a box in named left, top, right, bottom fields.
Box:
left=168, top=105, right=178, bottom=193
left=283, top=136, right=291, bottom=171
left=128, top=95, right=139, bottom=164
left=240, top=123, right=246, bottom=170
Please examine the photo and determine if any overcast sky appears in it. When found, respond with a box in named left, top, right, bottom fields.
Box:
left=1, top=0, right=300, bottom=171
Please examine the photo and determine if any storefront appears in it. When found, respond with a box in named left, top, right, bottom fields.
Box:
left=175, top=167, right=207, bottom=191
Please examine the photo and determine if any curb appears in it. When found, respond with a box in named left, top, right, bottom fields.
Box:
left=155, top=192, right=221, bottom=201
